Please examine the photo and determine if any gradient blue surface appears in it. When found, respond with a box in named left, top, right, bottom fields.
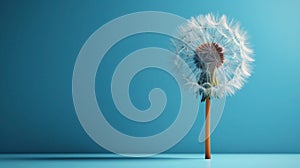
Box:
left=0, top=0, right=300, bottom=154
left=1, top=154, right=300, bottom=168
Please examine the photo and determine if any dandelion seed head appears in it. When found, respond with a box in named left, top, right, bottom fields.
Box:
left=173, top=14, right=254, bottom=101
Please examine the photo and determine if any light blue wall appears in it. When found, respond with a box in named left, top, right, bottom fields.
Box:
left=1, top=0, right=299, bottom=153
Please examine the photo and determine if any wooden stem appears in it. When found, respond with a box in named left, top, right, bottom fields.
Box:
left=205, top=97, right=211, bottom=159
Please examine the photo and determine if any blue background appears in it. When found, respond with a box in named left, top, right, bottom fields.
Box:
left=1, top=0, right=299, bottom=153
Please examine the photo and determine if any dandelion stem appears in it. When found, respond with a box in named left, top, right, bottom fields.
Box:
left=205, top=97, right=211, bottom=159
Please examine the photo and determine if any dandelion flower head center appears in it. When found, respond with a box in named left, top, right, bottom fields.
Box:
left=194, top=42, right=224, bottom=71
left=192, top=42, right=225, bottom=101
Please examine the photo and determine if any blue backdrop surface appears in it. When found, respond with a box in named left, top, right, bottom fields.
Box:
left=0, top=0, right=300, bottom=153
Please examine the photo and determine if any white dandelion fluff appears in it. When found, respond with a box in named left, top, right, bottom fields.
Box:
left=173, top=14, right=254, bottom=102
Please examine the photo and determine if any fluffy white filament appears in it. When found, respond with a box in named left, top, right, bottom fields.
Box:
left=173, top=14, right=254, bottom=98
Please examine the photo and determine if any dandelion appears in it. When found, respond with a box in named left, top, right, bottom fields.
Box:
left=173, top=14, right=254, bottom=159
